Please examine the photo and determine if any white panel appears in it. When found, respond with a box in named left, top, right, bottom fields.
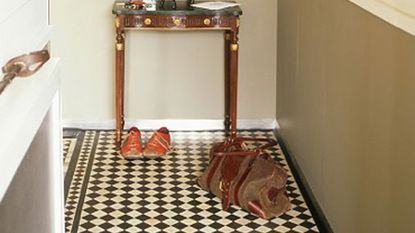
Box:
left=0, top=0, right=49, bottom=65
left=0, top=59, right=60, bottom=202
left=0, top=108, right=56, bottom=233
left=0, top=0, right=30, bottom=24
left=49, top=92, right=65, bottom=233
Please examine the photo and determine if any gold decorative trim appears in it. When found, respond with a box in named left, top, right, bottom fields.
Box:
left=116, top=43, right=124, bottom=51
left=144, top=18, right=152, bottom=25
left=230, top=43, right=239, bottom=51
left=174, top=18, right=181, bottom=26
left=204, top=18, right=211, bottom=26
left=124, top=27, right=232, bottom=31
left=236, top=19, right=240, bottom=28
left=115, top=17, right=120, bottom=28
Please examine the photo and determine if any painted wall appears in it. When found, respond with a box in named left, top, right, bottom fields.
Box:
left=277, top=0, right=415, bottom=232
left=348, top=0, right=415, bottom=35
left=51, top=0, right=277, bottom=124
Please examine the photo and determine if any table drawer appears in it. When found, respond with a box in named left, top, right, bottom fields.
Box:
left=124, top=15, right=237, bottom=29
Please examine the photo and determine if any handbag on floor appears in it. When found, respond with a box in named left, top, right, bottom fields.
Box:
left=197, top=137, right=291, bottom=219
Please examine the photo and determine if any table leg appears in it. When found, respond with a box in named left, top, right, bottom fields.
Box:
left=229, top=21, right=239, bottom=138
left=115, top=16, right=125, bottom=145
left=224, top=31, right=231, bottom=135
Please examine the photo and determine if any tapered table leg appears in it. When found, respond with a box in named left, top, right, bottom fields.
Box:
left=229, top=19, right=239, bottom=138
left=115, top=16, right=125, bottom=145
left=224, top=31, right=231, bottom=136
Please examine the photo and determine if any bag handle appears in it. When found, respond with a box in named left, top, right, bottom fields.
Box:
left=214, top=137, right=277, bottom=157
left=2, top=50, right=50, bottom=77
left=228, top=137, right=277, bottom=149
left=0, top=50, right=50, bottom=95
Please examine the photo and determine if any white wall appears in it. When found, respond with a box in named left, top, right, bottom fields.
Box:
left=51, top=0, right=277, bottom=125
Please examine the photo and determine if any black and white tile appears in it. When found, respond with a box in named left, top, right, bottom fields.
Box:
left=63, top=138, right=77, bottom=175
left=63, top=130, right=319, bottom=233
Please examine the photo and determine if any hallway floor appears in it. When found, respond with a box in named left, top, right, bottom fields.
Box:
left=63, top=130, right=319, bottom=233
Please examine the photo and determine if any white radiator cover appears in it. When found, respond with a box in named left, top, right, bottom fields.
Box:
left=0, top=0, right=63, bottom=232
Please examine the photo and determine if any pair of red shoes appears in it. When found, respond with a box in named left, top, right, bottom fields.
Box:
left=120, top=127, right=171, bottom=160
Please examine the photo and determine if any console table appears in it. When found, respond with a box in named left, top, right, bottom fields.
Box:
left=112, top=0, right=243, bottom=144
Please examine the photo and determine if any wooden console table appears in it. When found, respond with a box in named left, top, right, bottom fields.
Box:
left=112, top=0, right=243, bottom=144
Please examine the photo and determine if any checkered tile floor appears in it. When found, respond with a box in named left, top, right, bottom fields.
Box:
left=63, top=130, right=319, bottom=233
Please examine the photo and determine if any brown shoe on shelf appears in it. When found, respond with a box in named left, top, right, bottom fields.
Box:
left=143, top=127, right=171, bottom=157
left=120, top=127, right=144, bottom=160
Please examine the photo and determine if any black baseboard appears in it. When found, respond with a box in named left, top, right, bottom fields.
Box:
left=274, top=129, right=333, bottom=233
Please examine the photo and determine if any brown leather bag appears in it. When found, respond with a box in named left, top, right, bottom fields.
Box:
left=197, top=137, right=291, bottom=219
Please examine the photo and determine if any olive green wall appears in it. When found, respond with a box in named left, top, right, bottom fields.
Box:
left=51, top=0, right=277, bottom=123
left=277, top=0, right=415, bottom=232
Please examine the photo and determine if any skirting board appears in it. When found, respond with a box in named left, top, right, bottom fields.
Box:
left=62, top=119, right=278, bottom=131
left=274, top=129, right=333, bottom=233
